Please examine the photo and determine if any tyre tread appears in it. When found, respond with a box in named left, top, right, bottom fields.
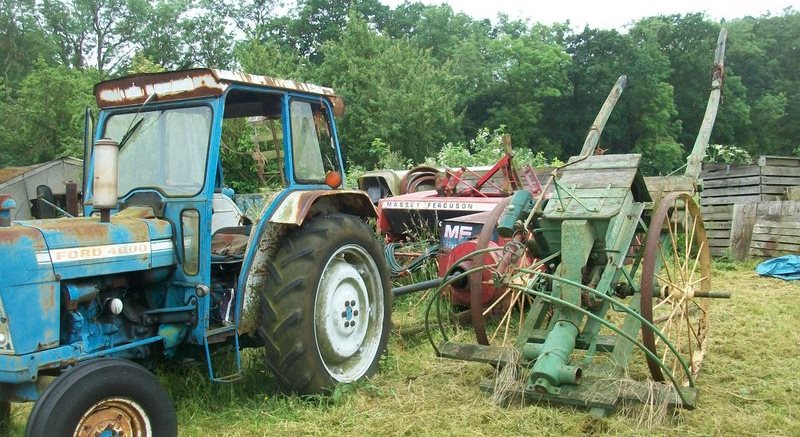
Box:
left=257, top=213, right=391, bottom=394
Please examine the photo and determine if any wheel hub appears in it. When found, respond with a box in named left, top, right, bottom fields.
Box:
left=314, top=244, right=385, bottom=383
left=320, top=261, right=368, bottom=359
left=75, top=397, right=151, bottom=437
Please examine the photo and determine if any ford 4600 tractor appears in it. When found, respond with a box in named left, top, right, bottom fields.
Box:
left=0, top=69, right=391, bottom=436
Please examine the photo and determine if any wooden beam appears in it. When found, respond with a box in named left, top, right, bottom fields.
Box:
left=757, top=156, right=800, bottom=167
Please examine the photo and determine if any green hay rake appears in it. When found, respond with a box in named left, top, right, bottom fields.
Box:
left=425, top=29, right=730, bottom=416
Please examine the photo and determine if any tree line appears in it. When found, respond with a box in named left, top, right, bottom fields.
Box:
left=0, top=0, right=797, bottom=184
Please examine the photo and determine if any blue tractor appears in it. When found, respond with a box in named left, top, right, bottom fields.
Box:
left=0, top=69, right=392, bottom=436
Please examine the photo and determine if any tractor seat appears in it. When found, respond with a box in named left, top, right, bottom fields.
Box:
left=211, top=226, right=251, bottom=264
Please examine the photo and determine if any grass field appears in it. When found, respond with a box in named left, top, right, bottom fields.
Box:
left=6, top=261, right=799, bottom=436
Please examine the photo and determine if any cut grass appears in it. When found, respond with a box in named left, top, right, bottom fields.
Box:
left=6, top=262, right=799, bottom=436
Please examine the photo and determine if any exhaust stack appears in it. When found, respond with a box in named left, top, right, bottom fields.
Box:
left=92, top=138, right=119, bottom=223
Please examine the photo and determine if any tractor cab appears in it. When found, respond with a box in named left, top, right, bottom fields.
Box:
left=87, top=69, right=355, bottom=339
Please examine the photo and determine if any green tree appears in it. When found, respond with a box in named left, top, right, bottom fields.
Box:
left=234, top=39, right=307, bottom=79
left=134, top=0, right=191, bottom=70
left=181, top=0, right=235, bottom=68
left=0, top=63, right=97, bottom=166
left=633, top=14, right=721, bottom=146
left=555, top=28, right=632, bottom=155
left=40, top=0, right=150, bottom=76
left=266, top=0, right=389, bottom=62
left=316, top=15, right=460, bottom=167
left=229, top=0, right=282, bottom=41
left=470, top=30, right=571, bottom=157
left=726, top=10, right=799, bottom=155
left=634, top=141, right=685, bottom=176
left=0, top=0, right=57, bottom=84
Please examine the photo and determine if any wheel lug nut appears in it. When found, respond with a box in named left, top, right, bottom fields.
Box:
left=345, top=301, right=350, bottom=307
left=350, top=320, right=356, bottom=327
left=344, top=321, right=350, bottom=328
left=350, top=300, right=356, bottom=306
left=353, top=310, right=359, bottom=316
left=341, top=311, right=347, bottom=318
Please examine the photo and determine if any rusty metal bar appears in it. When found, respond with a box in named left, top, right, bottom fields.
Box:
left=685, top=29, right=727, bottom=180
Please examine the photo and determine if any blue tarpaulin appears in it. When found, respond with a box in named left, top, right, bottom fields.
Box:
left=756, top=255, right=800, bottom=281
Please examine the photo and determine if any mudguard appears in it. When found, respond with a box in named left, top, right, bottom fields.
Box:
left=269, top=190, right=376, bottom=225
left=238, top=189, right=376, bottom=335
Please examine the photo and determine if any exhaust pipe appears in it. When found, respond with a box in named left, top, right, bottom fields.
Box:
left=92, top=138, right=119, bottom=223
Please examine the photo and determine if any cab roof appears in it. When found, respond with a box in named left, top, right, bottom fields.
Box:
left=94, top=68, right=343, bottom=112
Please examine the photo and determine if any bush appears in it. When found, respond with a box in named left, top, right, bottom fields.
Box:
left=426, top=126, right=560, bottom=169
left=634, top=141, right=686, bottom=176
left=704, top=144, right=753, bottom=165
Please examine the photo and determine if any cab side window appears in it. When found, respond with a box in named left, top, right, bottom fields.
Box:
left=290, top=100, right=338, bottom=183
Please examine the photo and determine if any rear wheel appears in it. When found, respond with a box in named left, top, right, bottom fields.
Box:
left=259, top=213, right=392, bottom=394
left=25, top=358, right=176, bottom=437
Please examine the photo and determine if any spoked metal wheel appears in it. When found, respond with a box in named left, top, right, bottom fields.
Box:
left=315, top=244, right=385, bottom=382
left=465, top=198, right=537, bottom=346
left=75, top=398, right=150, bottom=437
left=641, top=192, right=711, bottom=384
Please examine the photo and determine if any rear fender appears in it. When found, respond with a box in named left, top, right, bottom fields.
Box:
left=269, top=190, right=376, bottom=225
left=237, top=190, right=375, bottom=335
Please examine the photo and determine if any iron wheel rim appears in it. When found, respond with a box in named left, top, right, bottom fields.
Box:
left=640, top=192, right=711, bottom=385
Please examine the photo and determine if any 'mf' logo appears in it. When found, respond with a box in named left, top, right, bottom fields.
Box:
left=443, top=224, right=474, bottom=241
left=440, top=223, right=482, bottom=250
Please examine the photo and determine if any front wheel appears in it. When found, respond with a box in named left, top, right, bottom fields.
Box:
left=259, top=213, right=392, bottom=394
left=25, top=358, right=177, bottom=437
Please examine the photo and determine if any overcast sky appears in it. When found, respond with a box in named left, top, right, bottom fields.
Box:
left=379, top=0, right=798, bottom=30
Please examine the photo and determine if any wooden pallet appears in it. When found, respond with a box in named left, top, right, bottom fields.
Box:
left=729, top=201, right=800, bottom=260
left=699, top=156, right=800, bottom=257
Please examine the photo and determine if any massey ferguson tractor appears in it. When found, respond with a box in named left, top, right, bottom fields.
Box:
left=0, top=69, right=391, bottom=436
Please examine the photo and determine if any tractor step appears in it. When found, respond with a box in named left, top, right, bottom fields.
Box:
left=479, top=377, right=697, bottom=417
left=203, top=326, right=243, bottom=383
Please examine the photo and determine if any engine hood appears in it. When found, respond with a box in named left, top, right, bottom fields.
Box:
left=4, top=207, right=176, bottom=282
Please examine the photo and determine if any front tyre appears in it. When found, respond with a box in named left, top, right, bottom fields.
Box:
left=25, top=358, right=177, bottom=437
left=259, top=213, right=392, bottom=394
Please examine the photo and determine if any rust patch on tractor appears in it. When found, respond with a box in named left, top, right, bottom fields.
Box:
left=23, top=216, right=151, bottom=248
left=38, top=283, right=55, bottom=312
left=28, top=217, right=111, bottom=242
left=0, top=226, right=44, bottom=246
left=95, top=68, right=344, bottom=113
left=95, top=70, right=225, bottom=107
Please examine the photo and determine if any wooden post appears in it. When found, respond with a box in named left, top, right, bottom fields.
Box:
left=729, top=202, right=757, bottom=261
left=65, top=181, right=79, bottom=217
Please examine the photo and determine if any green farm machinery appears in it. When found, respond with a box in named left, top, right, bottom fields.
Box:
left=425, top=30, right=730, bottom=416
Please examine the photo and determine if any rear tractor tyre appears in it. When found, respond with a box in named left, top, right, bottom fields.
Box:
left=259, top=213, right=392, bottom=394
left=25, top=358, right=177, bottom=437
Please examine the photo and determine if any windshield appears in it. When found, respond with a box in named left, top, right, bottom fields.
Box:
left=103, top=106, right=213, bottom=197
